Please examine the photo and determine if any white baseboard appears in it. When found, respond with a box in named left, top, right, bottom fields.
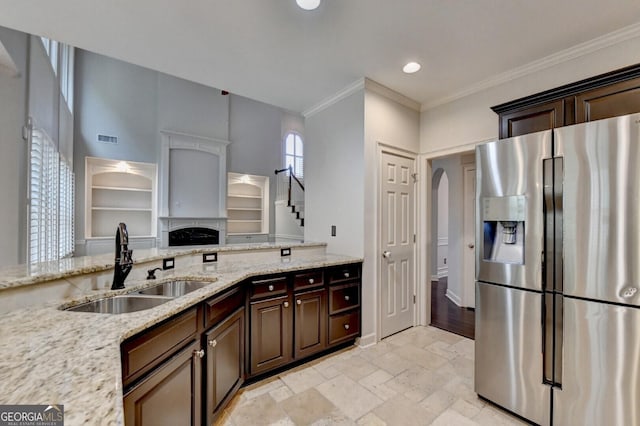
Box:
left=446, top=289, right=462, bottom=307
left=356, top=332, right=377, bottom=348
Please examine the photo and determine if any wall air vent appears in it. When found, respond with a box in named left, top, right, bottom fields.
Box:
left=97, top=134, right=118, bottom=144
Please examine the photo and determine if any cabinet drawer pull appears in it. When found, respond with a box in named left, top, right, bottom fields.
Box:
left=344, top=324, right=350, bottom=330
left=284, top=301, right=289, bottom=308
left=208, top=339, right=217, bottom=348
left=297, top=299, right=302, bottom=305
left=308, top=278, right=314, bottom=284
left=194, top=349, right=205, bottom=359
left=343, top=272, right=350, bottom=278
left=268, top=284, right=274, bottom=291
left=344, top=295, right=350, bottom=301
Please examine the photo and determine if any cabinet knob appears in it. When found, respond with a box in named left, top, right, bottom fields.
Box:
left=297, top=299, right=302, bottom=305
left=194, top=349, right=205, bottom=359
left=308, top=278, right=314, bottom=284
left=208, top=339, right=217, bottom=348
left=344, top=295, right=350, bottom=301
left=344, top=324, right=350, bottom=330
left=283, top=301, right=289, bottom=308
left=343, top=272, right=350, bottom=278
left=268, top=284, right=274, bottom=291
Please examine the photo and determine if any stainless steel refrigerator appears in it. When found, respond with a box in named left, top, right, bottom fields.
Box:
left=475, top=113, right=640, bottom=426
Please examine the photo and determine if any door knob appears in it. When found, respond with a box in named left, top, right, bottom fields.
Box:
left=194, top=349, right=205, bottom=359
left=283, top=301, right=289, bottom=308
left=208, top=339, right=217, bottom=348
left=468, top=244, right=475, bottom=249
left=382, top=251, right=391, bottom=258
left=297, top=299, right=302, bottom=305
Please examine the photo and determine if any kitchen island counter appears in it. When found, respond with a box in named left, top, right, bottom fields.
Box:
left=0, top=249, right=361, bottom=425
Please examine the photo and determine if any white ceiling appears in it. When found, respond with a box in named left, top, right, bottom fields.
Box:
left=1, top=0, right=640, bottom=113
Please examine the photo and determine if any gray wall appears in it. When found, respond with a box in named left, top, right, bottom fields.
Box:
left=305, top=91, right=365, bottom=256
left=0, top=27, right=28, bottom=266
left=74, top=50, right=288, bottom=245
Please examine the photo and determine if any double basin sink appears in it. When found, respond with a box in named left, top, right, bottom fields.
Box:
left=64, top=280, right=214, bottom=314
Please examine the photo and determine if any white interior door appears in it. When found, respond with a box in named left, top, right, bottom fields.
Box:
left=463, top=166, right=476, bottom=308
left=380, top=152, right=415, bottom=338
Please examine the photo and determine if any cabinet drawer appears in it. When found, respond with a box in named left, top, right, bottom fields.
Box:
left=293, top=270, right=324, bottom=290
left=329, top=282, right=360, bottom=314
left=327, top=264, right=360, bottom=283
left=204, top=286, right=245, bottom=329
left=122, top=307, right=199, bottom=387
left=328, top=311, right=360, bottom=346
left=250, top=276, right=288, bottom=300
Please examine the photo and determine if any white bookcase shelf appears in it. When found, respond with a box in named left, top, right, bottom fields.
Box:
left=85, top=157, right=158, bottom=239
left=227, top=172, right=269, bottom=235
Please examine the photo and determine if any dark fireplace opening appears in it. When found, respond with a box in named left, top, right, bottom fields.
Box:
left=169, top=227, right=219, bottom=246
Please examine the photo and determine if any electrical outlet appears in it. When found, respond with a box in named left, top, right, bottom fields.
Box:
left=203, top=252, right=217, bottom=263
left=281, top=248, right=291, bottom=257
left=163, top=257, right=175, bottom=270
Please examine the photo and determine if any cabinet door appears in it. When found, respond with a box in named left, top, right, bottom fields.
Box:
left=204, top=308, right=244, bottom=425
left=294, top=288, right=327, bottom=359
left=250, top=295, right=292, bottom=376
left=124, top=340, right=202, bottom=426
left=499, top=99, right=565, bottom=138
left=575, top=77, right=640, bottom=123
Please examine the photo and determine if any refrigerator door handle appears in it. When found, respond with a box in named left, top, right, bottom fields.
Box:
left=543, top=159, right=555, bottom=292
left=554, top=157, right=564, bottom=293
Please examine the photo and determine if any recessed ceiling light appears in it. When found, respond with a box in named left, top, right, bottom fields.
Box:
left=403, top=62, right=421, bottom=74
left=296, top=0, right=321, bottom=11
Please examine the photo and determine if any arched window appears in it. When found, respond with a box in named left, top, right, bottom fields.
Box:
left=284, top=132, right=303, bottom=178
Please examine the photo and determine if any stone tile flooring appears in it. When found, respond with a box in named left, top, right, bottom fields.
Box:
left=219, top=326, right=527, bottom=425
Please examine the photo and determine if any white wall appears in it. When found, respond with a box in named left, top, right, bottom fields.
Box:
left=431, top=155, right=466, bottom=306
left=0, top=27, right=28, bottom=266
left=434, top=171, right=448, bottom=279
left=305, top=91, right=365, bottom=256
left=420, top=34, right=640, bottom=154
left=363, top=86, right=420, bottom=342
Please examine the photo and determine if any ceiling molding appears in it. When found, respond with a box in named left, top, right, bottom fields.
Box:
left=302, top=78, right=365, bottom=118
left=421, top=22, right=640, bottom=112
left=364, top=78, right=421, bottom=112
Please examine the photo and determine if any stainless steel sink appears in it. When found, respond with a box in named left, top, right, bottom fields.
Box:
left=136, top=280, right=213, bottom=297
left=65, top=295, right=173, bottom=314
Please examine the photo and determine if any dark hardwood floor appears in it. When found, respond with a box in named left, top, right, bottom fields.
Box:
left=430, top=277, right=475, bottom=339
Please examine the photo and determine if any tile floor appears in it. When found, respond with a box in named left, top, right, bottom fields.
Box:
left=219, top=326, right=526, bottom=426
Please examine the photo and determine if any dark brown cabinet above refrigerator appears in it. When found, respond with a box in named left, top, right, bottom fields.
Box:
left=493, top=63, right=640, bottom=138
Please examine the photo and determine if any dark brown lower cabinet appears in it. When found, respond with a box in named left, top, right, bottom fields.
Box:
left=204, top=307, right=244, bottom=426
left=124, top=340, right=202, bottom=426
left=294, top=288, right=327, bottom=359
left=250, top=295, right=292, bottom=375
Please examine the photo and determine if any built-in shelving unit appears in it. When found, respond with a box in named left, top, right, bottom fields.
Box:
left=227, top=172, right=269, bottom=236
left=85, top=157, right=157, bottom=239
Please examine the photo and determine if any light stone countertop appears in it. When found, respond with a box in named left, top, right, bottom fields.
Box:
left=0, top=251, right=361, bottom=425
left=0, top=241, right=326, bottom=290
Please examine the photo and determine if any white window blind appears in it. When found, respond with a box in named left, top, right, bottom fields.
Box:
left=29, top=127, right=74, bottom=264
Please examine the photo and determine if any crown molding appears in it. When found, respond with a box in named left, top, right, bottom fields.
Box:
left=422, top=22, right=640, bottom=112
left=302, top=78, right=365, bottom=118
left=364, top=78, right=421, bottom=112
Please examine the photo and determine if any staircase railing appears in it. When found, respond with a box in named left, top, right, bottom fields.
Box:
left=275, top=165, right=304, bottom=207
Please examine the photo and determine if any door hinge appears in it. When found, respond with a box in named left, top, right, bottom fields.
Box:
left=413, top=295, right=416, bottom=304
left=22, top=117, right=32, bottom=141
left=413, top=234, right=416, bottom=243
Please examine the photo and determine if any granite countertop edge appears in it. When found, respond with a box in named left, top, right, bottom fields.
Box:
left=0, top=241, right=327, bottom=291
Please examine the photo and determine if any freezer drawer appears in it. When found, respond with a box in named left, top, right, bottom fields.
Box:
left=475, top=281, right=550, bottom=426
left=553, top=297, right=640, bottom=426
